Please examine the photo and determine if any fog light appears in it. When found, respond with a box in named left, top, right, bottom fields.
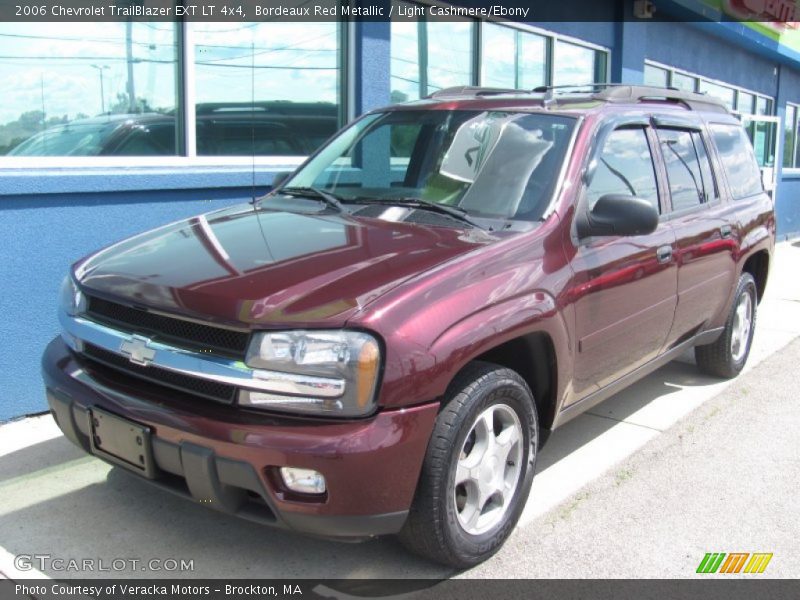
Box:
left=280, top=467, right=326, bottom=494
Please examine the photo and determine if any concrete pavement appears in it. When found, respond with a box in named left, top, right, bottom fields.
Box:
left=1, top=241, right=798, bottom=579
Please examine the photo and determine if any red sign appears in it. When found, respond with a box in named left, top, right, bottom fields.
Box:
left=723, top=0, right=797, bottom=26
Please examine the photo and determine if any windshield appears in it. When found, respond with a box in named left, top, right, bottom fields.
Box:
left=281, top=109, right=576, bottom=222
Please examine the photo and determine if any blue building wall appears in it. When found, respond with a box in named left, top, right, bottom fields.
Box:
left=0, top=189, right=254, bottom=420
left=2, top=16, right=800, bottom=420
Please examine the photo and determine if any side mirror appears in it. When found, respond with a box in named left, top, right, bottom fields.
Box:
left=577, top=194, right=659, bottom=238
left=271, top=171, right=292, bottom=189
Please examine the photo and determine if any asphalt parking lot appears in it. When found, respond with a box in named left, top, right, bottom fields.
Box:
left=1, top=241, right=798, bottom=580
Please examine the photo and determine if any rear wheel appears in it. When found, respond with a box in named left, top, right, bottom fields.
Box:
left=398, top=362, right=538, bottom=568
left=695, top=272, right=757, bottom=378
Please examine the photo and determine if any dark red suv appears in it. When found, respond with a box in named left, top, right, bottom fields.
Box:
left=42, top=85, right=774, bottom=567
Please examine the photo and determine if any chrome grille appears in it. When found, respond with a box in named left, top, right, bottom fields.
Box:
left=83, top=343, right=237, bottom=404
left=85, top=295, right=249, bottom=359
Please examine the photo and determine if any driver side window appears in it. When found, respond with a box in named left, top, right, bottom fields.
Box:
left=587, top=126, right=660, bottom=212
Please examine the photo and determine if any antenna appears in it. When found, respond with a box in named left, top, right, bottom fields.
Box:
left=250, top=40, right=257, bottom=204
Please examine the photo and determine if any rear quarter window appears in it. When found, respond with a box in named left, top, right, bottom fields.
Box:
left=709, top=123, right=763, bottom=200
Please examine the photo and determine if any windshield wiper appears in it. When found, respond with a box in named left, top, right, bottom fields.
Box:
left=280, top=187, right=344, bottom=212
left=352, top=196, right=487, bottom=230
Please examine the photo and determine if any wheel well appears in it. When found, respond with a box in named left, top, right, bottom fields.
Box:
left=742, top=250, right=769, bottom=303
left=472, top=332, right=557, bottom=430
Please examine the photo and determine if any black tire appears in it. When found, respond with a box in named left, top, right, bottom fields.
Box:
left=398, top=361, right=538, bottom=568
left=695, top=272, right=758, bottom=378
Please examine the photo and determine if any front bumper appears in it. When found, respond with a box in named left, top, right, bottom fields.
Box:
left=42, top=337, right=439, bottom=539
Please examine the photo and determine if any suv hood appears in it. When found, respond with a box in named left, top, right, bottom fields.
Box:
left=76, top=203, right=497, bottom=328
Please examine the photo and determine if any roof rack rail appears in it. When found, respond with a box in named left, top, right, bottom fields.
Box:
left=593, top=85, right=728, bottom=112
left=423, top=83, right=729, bottom=113
left=426, top=86, right=521, bottom=99
left=532, top=83, right=728, bottom=112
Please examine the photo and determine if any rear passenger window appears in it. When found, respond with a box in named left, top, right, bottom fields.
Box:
left=657, top=128, right=716, bottom=211
left=587, top=127, right=660, bottom=212
left=709, top=123, right=764, bottom=200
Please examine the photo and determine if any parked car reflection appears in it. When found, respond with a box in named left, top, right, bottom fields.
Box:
left=7, top=102, right=338, bottom=156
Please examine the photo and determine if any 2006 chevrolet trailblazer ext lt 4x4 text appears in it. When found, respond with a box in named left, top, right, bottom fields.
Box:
left=43, top=85, right=774, bottom=567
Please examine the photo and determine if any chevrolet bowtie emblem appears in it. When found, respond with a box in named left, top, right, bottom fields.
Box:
left=120, top=335, right=156, bottom=366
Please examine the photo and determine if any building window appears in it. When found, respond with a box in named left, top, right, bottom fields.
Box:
left=644, top=61, right=772, bottom=118
left=480, top=23, right=547, bottom=89
left=783, top=103, right=799, bottom=168
left=756, top=96, right=773, bottom=116
left=193, top=23, right=341, bottom=157
left=1, top=23, right=179, bottom=156
left=644, top=64, right=669, bottom=87
left=671, top=72, right=698, bottom=93
left=553, top=40, right=607, bottom=86
left=391, top=9, right=609, bottom=101
left=698, top=80, right=736, bottom=110
left=390, top=3, right=475, bottom=102
left=737, top=91, right=755, bottom=114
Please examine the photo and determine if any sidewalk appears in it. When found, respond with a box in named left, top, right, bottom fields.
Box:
left=1, top=241, right=798, bottom=579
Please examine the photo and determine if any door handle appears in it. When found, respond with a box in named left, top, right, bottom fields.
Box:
left=656, top=245, right=672, bottom=264
left=720, top=225, right=733, bottom=239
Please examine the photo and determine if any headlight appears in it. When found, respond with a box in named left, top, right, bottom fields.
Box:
left=240, top=330, right=381, bottom=417
left=59, top=275, right=85, bottom=316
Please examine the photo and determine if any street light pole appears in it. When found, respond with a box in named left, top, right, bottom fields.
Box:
left=91, top=64, right=109, bottom=114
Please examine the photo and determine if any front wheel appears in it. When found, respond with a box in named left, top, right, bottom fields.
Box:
left=398, top=362, right=538, bottom=568
left=695, top=272, right=758, bottom=378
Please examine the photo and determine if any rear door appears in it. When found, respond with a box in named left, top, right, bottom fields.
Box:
left=653, top=120, right=736, bottom=348
left=565, top=121, right=678, bottom=403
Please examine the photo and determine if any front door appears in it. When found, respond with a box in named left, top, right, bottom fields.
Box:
left=565, top=124, right=678, bottom=404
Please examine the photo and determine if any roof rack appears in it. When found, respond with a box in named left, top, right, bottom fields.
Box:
left=426, top=86, right=522, bottom=99
left=593, top=85, right=728, bottom=113
left=425, top=83, right=729, bottom=113
left=534, top=83, right=728, bottom=112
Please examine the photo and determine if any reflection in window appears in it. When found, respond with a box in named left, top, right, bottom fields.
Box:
left=194, top=23, right=341, bottom=156
left=390, top=8, right=475, bottom=102
left=1, top=23, right=178, bottom=156
left=481, top=23, right=546, bottom=90
left=671, top=72, right=697, bottom=93
left=287, top=110, right=575, bottom=221
left=783, top=104, right=797, bottom=168
left=553, top=41, right=606, bottom=86
left=391, top=19, right=422, bottom=103
left=756, top=96, right=773, bottom=116
left=428, top=21, right=474, bottom=93
left=710, top=124, right=764, bottom=200
left=795, top=109, right=800, bottom=168
left=737, top=91, right=755, bottom=114
left=699, top=80, right=735, bottom=110
left=587, top=127, right=659, bottom=212
left=657, top=128, right=706, bottom=211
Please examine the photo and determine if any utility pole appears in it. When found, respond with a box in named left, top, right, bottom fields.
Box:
left=91, top=64, right=109, bottom=114
left=126, top=20, right=136, bottom=112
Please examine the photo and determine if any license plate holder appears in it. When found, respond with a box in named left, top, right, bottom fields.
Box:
left=89, top=407, right=156, bottom=479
